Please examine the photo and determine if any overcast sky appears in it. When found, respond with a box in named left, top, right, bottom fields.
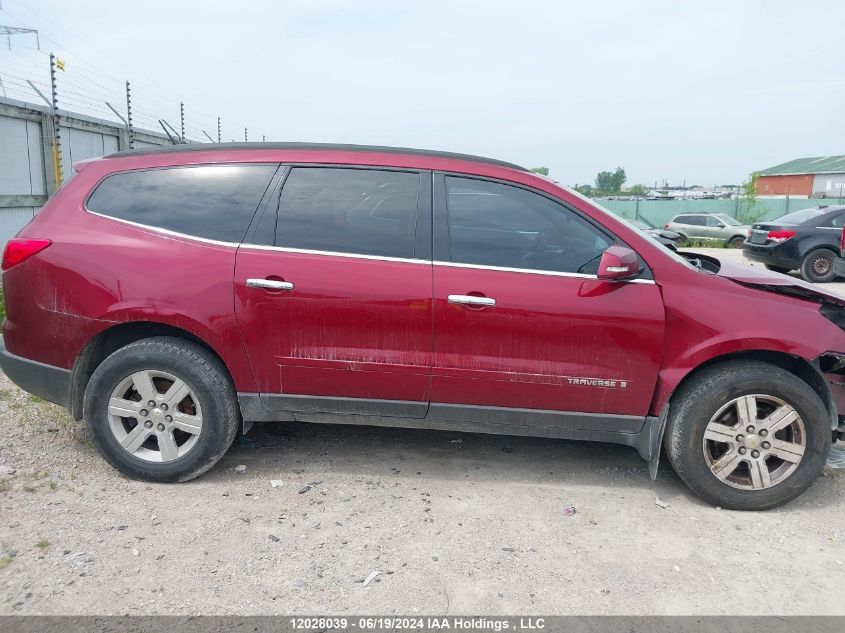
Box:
left=1, top=0, right=843, bottom=187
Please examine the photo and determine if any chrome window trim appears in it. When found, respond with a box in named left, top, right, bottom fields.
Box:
left=238, top=243, right=431, bottom=265
left=85, top=210, right=241, bottom=248
left=433, top=260, right=655, bottom=283
left=86, top=211, right=653, bottom=283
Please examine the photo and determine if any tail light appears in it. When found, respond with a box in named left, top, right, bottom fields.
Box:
left=840, top=229, right=845, bottom=256
left=1, top=238, right=51, bottom=271
left=767, top=230, right=796, bottom=243
left=663, top=224, right=670, bottom=230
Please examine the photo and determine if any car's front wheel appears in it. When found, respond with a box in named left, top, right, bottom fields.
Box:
left=664, top=361, right=830, bottom=510
left=83, top=336, right=240, bottom=482
left=800, top=248, right=838, bottom=283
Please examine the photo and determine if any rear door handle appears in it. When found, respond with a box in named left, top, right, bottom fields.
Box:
left=448, top=294, right=496, bottom=307
left=246, top=278, right=294, bottom=291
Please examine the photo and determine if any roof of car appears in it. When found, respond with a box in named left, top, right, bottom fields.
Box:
left=105, top=142, right=528, bottom=172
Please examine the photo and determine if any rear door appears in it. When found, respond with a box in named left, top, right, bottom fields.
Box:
left=429, top=174, right=665, bottom=431
left=234, top=166, right=433, bottom=417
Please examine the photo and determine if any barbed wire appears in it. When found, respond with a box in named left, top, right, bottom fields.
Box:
left=0, top=2, right=262, bottom=143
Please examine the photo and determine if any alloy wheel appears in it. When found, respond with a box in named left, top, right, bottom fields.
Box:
left=107, top=370, right=203, bottom=462
left=702, top=394, right=805, bottom=490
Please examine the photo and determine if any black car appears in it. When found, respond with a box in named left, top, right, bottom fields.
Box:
left=743, top=205, right=845, bottom=283
left=630, top=219, right=681, bottom=250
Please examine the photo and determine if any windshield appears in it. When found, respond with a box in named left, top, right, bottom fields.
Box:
left=774, top=207, right=824, bottom=225
left=563, top=186, right=701, bottom=271
left=716, top=214, right=741, bottom=226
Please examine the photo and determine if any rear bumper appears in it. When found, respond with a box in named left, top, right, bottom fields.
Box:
left=742, top=242, right=800, bottom=270
left=0, top=338, right=70, bottom=407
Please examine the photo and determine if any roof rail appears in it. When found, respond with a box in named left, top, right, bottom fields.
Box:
left=105, top=142, right=528, bottom=172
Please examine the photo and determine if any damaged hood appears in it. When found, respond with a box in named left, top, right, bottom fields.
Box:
left=715, top=257, right=845, bottom=307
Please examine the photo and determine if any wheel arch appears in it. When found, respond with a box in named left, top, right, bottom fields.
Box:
left=642, top=349, right=837, bottom=481
left=69, top=321, right=232, bottom=421
left=662, top=349, right=835, bottom=425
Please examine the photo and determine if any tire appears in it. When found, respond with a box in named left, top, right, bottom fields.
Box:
left=675, top=234, right=688, bottom=247
left=664, top=361, right=830, bottom=510
left=728, top=236, right=745, bottom=248
left=800, top=248, right=837, bottom=283
left=765, top=264, right=791, bottom=274
left=83, top=336, right=240, bottom=482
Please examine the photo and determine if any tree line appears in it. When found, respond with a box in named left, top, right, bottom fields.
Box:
left=531, top=166, right=649, bottom=197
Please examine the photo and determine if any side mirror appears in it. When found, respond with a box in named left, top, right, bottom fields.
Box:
left=597, top=245, right=640, bottom=281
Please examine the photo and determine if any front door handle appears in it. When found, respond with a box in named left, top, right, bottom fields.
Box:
left=448, top=294, right=496, bottom=307
left=246, top=278, right=294, bottom=291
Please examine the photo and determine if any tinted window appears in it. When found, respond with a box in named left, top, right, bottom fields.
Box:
left=87, top=164, right=275, bottom=242
left=705, top=216, right=723, bottom=227
left=269, top=168, right=420, bottom=258
left=445, top=176, right=612, bottom=274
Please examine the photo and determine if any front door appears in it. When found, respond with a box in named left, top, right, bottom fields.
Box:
left=234, top=166, right=433, bottom=417
left=429, top=174, right=665, bottom=432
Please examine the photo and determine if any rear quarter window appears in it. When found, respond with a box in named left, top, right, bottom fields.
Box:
left=86, top=164, right=277, bottom=242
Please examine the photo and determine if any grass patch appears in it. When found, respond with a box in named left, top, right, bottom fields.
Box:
left=0, top=389, right=13, bottom=401
left=28, top=394, right=45, bottom=404
left=680, top=238, right=729, bottom=248
left=0, top=555, right=12, bottom=570
left=0, top=288, right=5, bottom=322
left=0, top=480, right=11, bottom=493
left=34, top=538, right=50, bottom=551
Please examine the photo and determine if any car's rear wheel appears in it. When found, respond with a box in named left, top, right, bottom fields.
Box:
left=800, top=248, right=837, bottom=283
left=764, top=264, right=791, bottom=274
left=83, top=336, right=239, bottom=482
left=728, top=236, right=745, bottom=248
left=664, top=361, right=830, bottom=510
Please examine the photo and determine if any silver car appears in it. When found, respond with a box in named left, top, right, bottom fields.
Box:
left=664, top=213, right=750, bottom=248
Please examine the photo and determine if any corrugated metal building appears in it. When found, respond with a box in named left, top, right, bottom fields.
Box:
left=757, top=156, right=845, bottom=198
left=0, top=95, right=171, bottom=248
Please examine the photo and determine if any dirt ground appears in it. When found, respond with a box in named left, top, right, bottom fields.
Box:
left=2, top=248, right=845, bottom=616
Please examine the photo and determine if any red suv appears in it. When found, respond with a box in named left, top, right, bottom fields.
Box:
left=2, top=143, right=844, bottom=509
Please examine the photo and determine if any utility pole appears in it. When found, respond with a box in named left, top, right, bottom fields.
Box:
left=244, top=127, right=248, bottom=142
left=180, top=102, right=185, bottom=143
left=217, top=116, right=221, bottom=143
left=125, top=81, right=135, bottom=149
left=49, top=52, right=62, bottom=187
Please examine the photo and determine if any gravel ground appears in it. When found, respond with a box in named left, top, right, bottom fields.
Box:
left=2, top=248, right=845, bottom=615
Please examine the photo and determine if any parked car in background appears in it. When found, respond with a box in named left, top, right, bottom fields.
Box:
left=833, top=230, right=845, bottom=280
left=743, top=205, right=845, bottom=283
left=4, top=143, right=845, bottom=510
left=630, top=219, right=681, bottom=250
left=664, top=213, right=750, bottom=247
